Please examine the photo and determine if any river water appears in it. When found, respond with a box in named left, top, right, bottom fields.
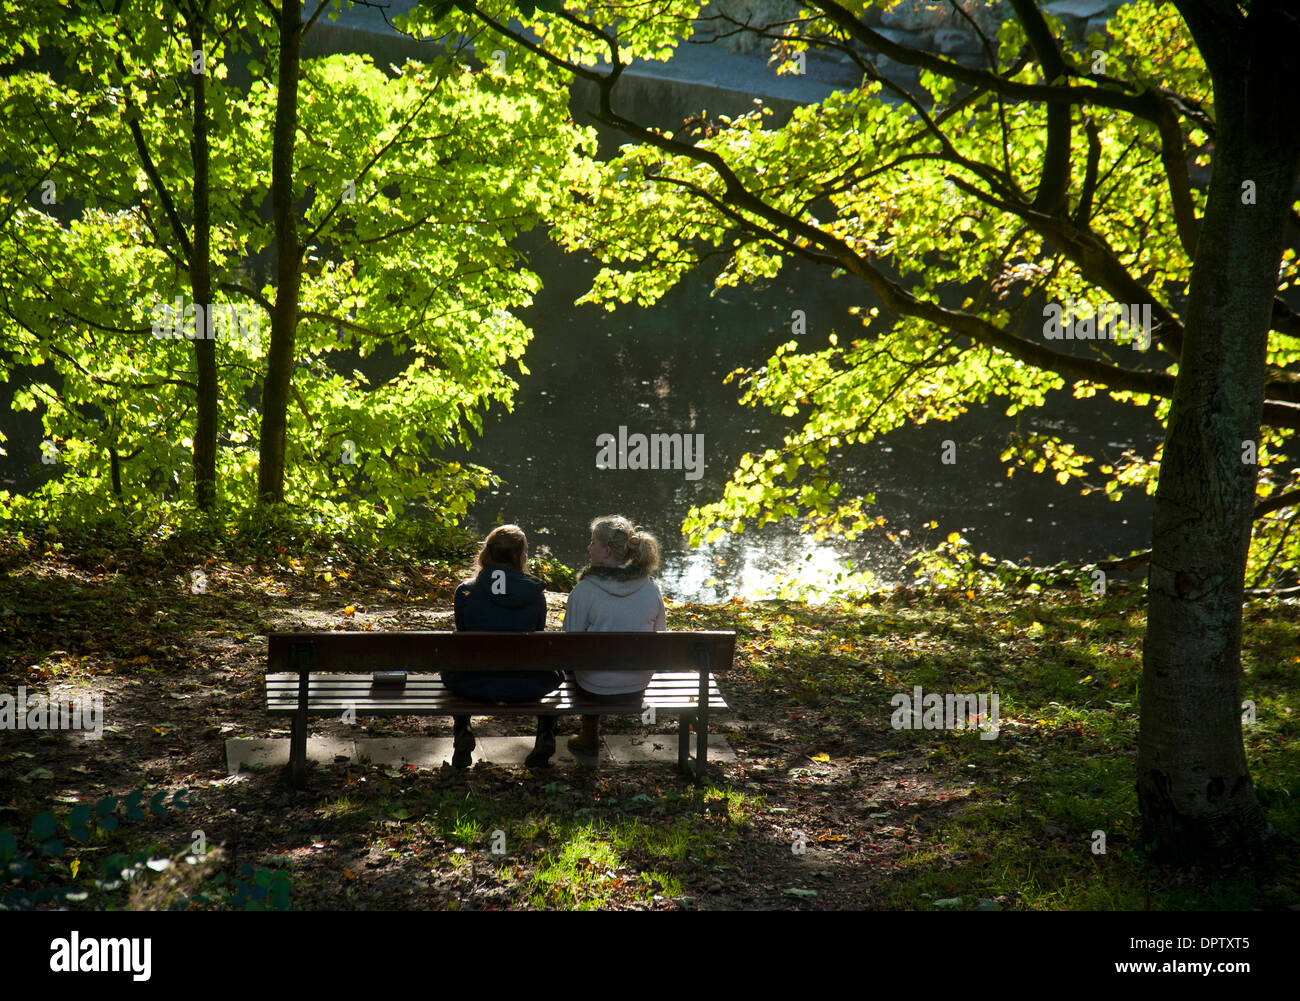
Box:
left=448, top=226, right=1161, bottom=603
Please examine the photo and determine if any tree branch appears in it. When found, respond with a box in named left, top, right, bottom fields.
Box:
left=809, top=0, right=1169, bottom=122
left=460, top=1, right=1300, bottom=432
left=1008, top=0, right=1070, bottom=214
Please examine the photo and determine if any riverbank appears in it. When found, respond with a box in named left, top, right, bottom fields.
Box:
left=1, top=525, right=1295, bottom=909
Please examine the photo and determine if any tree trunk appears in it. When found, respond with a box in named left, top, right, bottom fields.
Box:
left=188, top=18, right=218, bottom=511
left=257, top=0, right=304, bottom=505
left=1140, top=2, right=1300, bottom=863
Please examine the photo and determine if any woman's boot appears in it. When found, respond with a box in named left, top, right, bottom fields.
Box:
left=452, top=714, right=475, bottom=769
left=525, top=715, right=557, bottom=767
left=566, top=715, right=599, bottom=757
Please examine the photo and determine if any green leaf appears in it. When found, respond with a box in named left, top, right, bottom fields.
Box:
left=31, top=813, right=56, bottom=840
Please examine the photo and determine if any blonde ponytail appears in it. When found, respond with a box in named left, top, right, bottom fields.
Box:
left=625, top=529, right=660, bottom=577
left=590, top=515, right=660, bottom=576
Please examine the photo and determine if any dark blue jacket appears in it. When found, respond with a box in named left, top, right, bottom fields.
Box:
left=441, top=567, right=561, bottom=701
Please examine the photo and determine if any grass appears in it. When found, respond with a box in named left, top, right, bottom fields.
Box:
left=354, top=783, right=759, bottom=909
left=677, top=584, right=1300, bottom=910
left=1, top=521, right=1297, bottom=909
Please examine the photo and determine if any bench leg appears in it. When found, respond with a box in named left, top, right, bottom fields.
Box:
left=693, top=644, right=712, bottom=786
left=694, top=711, right=708, bottom=787
left=290, top=643, right=313, bottom=789
left=290, top=709, right=308, bottom=788
left=678, top=712, right=695, bottom=778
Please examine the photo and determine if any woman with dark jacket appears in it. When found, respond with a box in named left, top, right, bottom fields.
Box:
left=441, top=525, right=561, bottom=768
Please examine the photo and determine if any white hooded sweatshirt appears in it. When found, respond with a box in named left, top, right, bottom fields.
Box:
left=563, top=568, right=666, bottom=694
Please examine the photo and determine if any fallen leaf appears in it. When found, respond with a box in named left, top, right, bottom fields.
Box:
left=811, top=752, right=830, bottom=762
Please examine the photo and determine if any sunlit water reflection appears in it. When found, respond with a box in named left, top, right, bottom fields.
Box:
left=454, top=233, right=1161, bottom=604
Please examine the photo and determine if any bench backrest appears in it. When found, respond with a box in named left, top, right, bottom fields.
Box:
left=268, top=631, right=735, bottom=673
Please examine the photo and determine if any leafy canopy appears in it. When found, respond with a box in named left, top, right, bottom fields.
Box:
left=0, top=1, right=597, bottom=542
left=465, top=0, right=1299, bottom=582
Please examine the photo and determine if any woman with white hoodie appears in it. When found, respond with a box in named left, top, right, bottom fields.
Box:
left=563, top=515, right=666, bottom=757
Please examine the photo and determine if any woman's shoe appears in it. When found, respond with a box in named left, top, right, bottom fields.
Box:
left=566, top=734, right=598, bottom=758
left=525, top=732, right=556, bottom=768
left=452, top=726, right=476, bottom=769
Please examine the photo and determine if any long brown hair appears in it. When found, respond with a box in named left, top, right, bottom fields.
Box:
left=477, top=524, right=527, bottom=573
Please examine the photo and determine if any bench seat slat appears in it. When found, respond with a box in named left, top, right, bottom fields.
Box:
left=266, top=674, right=728, bottom=714
left=262, top=676, right=728, bottom=691
left=266, top=670, right=718, bottom=685
left=267, top=703, right=729, bottom=709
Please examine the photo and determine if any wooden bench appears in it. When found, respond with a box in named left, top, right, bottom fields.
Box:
left=266, top=631, right=734, bottom=787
